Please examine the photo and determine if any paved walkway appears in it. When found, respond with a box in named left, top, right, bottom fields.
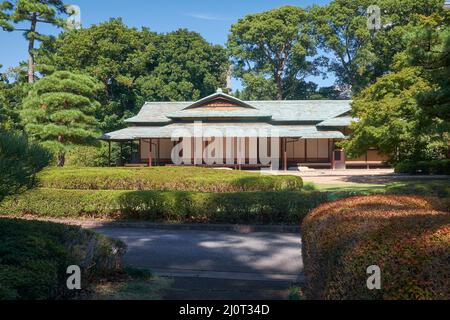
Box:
left=94, top=227, right=303, bottom=300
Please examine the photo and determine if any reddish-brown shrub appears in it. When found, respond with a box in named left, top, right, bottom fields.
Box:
left=301, top=195, right=450, bottom=300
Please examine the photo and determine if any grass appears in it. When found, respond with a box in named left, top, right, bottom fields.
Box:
left=89, top=268, right=173, bottom=300
left=306, top=179, right=450, bottom=198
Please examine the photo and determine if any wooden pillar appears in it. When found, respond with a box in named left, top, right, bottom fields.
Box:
left=148, top=139, right=153, bottom=167
left=157, top=139, right=161, bottom=166
left=283, top=138, right=288, bottom=171
left=120, top=143, right=123, bottom=166
left=108, top=141, right=112, bottom=167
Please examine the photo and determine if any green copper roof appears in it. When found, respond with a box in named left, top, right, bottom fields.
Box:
left=103, top=93, right=351, bottom=141
left=100, top=123, right=346, bottom=141
left=124, top=94, right=352, bottom=124
left=317, top=117, right=357, bottom=127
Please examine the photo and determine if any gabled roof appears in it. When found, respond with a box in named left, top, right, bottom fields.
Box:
left=125, top=99, right=352, bottom=124
left=183, top=89, right=257, bottom=110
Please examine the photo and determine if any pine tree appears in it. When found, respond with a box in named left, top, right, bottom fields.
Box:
left=21, top=71, right=103, bottom=166
left=0, top=0, right=68, bottom=83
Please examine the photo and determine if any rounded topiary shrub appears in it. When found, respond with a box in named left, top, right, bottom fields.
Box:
left=301, top=195, right=450, bottom=300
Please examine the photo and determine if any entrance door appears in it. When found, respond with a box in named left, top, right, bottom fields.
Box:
left=333, top=149, right=346, bottom=170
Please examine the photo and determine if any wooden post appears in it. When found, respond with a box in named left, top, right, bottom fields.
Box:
left=157, top=139, right=160, bottom=166
left=120, top=143, right=123, bottom=166
left=108, top=141, right=111, bottom=167
left=148, top=139, right=153, bottom=167
left=283, top=138, right=288, bottom=171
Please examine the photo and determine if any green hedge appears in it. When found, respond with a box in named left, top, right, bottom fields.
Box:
left=37, top=167, right=303, bottom=192
left=301, top=195, right=450, bottom=300
left=395, top=159, right=450, bottom=175
left=0, top=218, right=126, bottom=300
left=0, top=188, right=328, bottom=225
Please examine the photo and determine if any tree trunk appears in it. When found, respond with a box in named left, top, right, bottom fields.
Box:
left=275, top=76, right=283, bottom=101
left=28, top=13, right=37, bottom=84
left=57, top=153, right=65, bottom=167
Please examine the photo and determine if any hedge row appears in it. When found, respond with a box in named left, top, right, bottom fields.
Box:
left=0, top=218, right=126, bottom=300
left=37, top=167, right=303, bottom=192
left=0, top=189, right=328, bottom=225
left=301, top=195, right=450, bottom=300
left=395, top=159, right=450, bottom=175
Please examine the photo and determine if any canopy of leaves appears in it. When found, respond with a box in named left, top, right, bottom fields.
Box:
left=227, top=5, right=318, bottom=100
left=0, top=130, right=50, bottom=201
left=36, top=19, right=229, bottom=131
left=20, top=71, right=103, bottom=157
left=342, top=67, right=448, bottom=162
left=407, top=13, right=450, bottom=123
left=2, top=0, right=68, bottom=37
left=310, top=0, right=445, bottom=93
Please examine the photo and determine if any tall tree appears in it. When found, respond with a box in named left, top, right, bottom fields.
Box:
left=36, top=20, right=229, bottom=131
left=407, top=13, right=450, bottom=122
left=341, top=67, right=448, bottom=162
left=36, top=19, right=158, bottom=131
left=137, top=28, right=228, bottom=102
left=227, top=5, right=317, bottom=100
left=0, top=0, right=68, bottom=83
left=310, top=0, right=445, bottom=92
left=20, top=71, right=103, bottom=166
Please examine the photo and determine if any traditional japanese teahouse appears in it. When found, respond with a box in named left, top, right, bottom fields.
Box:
left=100, top=89, right=387, bottom=169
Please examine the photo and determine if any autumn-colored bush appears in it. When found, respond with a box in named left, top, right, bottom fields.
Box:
left=301, top=195, right=450, bottom=300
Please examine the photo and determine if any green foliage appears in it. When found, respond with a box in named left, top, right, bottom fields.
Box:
left=407, top=14, right=450, bottom=123
left=0, top=189, right=327, bottom=225
left=227, top=5, right=318, bottom=100
left=64, top=143, right=114, bottom=167
left=0, top=130, right=50, bottom=201
left=395, top=159, right=450, bottom=175
left=37, top=167, right=303, bottom=192
left=20, top=71, right=103, bottom=166
left=302, top=195, right=450, bottom=300
left=0, top=67, right=25, bottom=132
left=0, top=0, right=69, bottom=82
left=36, top=19, right=229, bottom=132
left=341, top=67, right=449, bottom=162
left=310, top=0, right=445, bottom=92
left=0, top=218, right=125, bottom=300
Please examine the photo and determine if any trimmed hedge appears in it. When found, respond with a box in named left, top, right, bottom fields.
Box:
left=0, top=218, right=126, bottom=300
left=0, top=188, right=328, bottom=225
left=395, top=159, right=450, bottom=175
left=37, top=167, right=303, bottom=192
left=301, top=195, right=450, bottom=300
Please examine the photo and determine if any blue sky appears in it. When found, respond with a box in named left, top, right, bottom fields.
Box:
left=0, top=0, right=335, bottom=90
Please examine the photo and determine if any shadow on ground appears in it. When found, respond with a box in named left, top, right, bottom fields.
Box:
left=94, top=227, right=303, bottom=300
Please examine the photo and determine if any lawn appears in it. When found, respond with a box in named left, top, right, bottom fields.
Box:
left=308, top=179, right=450, bottom=198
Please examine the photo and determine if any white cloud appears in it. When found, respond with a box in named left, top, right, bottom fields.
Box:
left=185, top=12, right=229, bottom=21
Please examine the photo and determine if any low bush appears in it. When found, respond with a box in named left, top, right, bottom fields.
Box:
left=395, top=159, right=450, bottom=175
left=0, top=130, right=51, bottom=201
left=301, top=195, right=450, bottom=300
left=37, top=167, right=304, bottom=192
left=0, top=188, right=328, bottom=225
left=0, top=218, right=126, bottom=300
